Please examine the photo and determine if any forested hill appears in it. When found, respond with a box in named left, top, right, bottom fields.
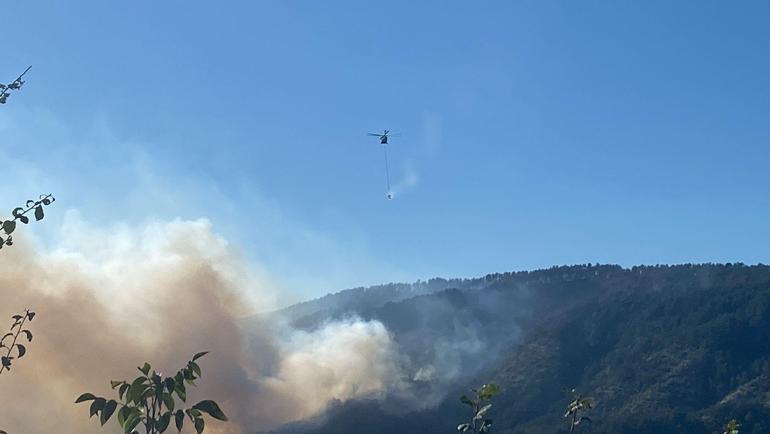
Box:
left=266, top=264, right=770, bottom=434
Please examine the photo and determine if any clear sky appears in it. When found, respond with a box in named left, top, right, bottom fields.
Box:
left=1, top=1, right=769, bottom=304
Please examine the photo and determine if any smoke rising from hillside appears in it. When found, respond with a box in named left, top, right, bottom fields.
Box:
left=0, top=214, right=407, bottom=433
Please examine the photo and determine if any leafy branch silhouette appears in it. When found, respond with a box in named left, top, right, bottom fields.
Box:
left=564, top=389, right=594, bottom=434
left=723, top=419, right=740, bottom=434
left=0, top=309, right=35, bottom=376
left=0, top=65, right=31, bottom=106
left=0, top=194, right=55, bottom=250
left=76, top=352, right=227, bottom=434
left=458, top=383, right=500, bottom=433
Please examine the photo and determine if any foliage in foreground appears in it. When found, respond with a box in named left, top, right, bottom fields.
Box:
left=564, top=389, right=594, bottom=434
left=76, top=352, right=227, bottom=434
left=723, top=419, right=740, bottom=434
left=0, top=309, right=35, bottom=376
left=0, top=193, right=55, bottom=251
left=457, top=383, right=500, bottom=433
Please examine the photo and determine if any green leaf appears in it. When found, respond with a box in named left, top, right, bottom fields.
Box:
left=118, top=383, right=130, bottom=401
left=90, top=398, right=106, bottom=418
left=175, top=409, right=185, bottom=432
left=19, top=215, right=29, bottom=225
left=139, top=362, right=151, bottom=376
left=183, top=368, right=194, bottom=383
left=194, top=417, right=205, bottom=434
left=117, top=405, right=129, bottom=426
left=157, top=411, right=171, bottom=432
left=163, top=392, right=175, bottom=412
left=152, top=373, right=163, bottom=388
left=457, top=423, right=471, bottom=432
left=100, top=400, right=117, bottom=425
left=140, top=386, right=155, bottom=401
left=460, top=395, right=475, bottom=407
left=75, top=393, right=98, bottom=403
left=34, top=206, right=44, bottom=221
left=164, top=377, right=176, bottom=394
left=15, top=344, right=25, bottom=358
left=111, top=380, right=124, bottom=389
left=2, top=220, right=16, bottom=234
left=174, top=380, right=186, bottom=402
left=126, top=377, right=148, bottom=403
left=192, top=400, right=228, bottom=421
left=474, top=404, right=492, bottom=420
left=479, top=383, right=500, bottom=401
left=124, top=411, right=141, bottom=434
left=192, top=351, right=208, bottom=361
left=189, top=361, right=202, bottom=378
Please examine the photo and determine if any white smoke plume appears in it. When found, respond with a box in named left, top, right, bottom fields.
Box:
left=0, top=212, right=406, bottom=433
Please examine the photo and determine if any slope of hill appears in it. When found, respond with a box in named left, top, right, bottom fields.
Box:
left=265, top=264, right=770, bottom=434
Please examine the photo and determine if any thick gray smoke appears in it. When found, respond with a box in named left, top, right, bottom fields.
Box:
left=0, top=214, right=409, bottom=433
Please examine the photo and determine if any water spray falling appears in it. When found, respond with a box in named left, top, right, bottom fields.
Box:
left=383, top=144, right=393, bottom=200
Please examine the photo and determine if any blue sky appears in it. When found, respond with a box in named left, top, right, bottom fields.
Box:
left=1, top=1, right=769, bottom=304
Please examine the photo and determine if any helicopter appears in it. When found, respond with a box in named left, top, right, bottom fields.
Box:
left=7, top=65, right=31, bottom=90
left=367, top=130, right=399, bottom=145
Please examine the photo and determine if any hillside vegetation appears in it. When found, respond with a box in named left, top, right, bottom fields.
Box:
left=267, top=264, right=770, bottom=434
